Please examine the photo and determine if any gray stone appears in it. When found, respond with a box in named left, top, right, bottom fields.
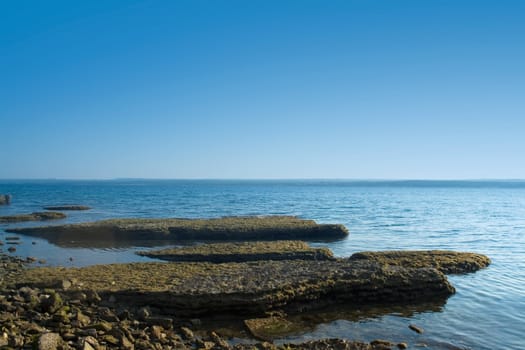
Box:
left=38, top=332, right=63, bottom=350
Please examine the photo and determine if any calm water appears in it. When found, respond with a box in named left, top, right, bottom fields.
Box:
left=1, top=180, right=524, bottom=350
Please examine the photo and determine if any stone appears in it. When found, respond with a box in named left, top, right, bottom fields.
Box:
left=180, top=327, right=194, bottom=340
left=0, top=211, right=66, bottom=223
left=137, top=241, right=335, bottom=263
left=43, top=205, right=91, bottom=211
left=409, top=324, right=424, bottom=334
left=0, top=194, right=11, bottom=205
left=39, top=291, right=63, bottom=314
left=137, top=307, right=151, bottom=321
left=397, top=343, right=408, bottom=349
left=349, top=250, right=491, bottom=274
left=38, top=332, right=63, bottom=350
left=244, top=317, right=303, bottom=341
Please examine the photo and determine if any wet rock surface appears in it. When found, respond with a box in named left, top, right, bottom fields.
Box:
left=349, top=250, right=491, bottom=274
left=6, top=216, right=349, bottom=245
left=137, top=241, right=335, bottom=262
left=0, top=256, right=403, bottom=349
left=4, top=259, right=454, bottom=316
left=0, top=211, right=66, bottom=223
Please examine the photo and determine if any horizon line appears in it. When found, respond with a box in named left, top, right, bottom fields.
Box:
left=1, top=178, right=525, bottom=182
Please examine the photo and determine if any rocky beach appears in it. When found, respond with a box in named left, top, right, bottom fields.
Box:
left=0, top=214, right=491, bottom=350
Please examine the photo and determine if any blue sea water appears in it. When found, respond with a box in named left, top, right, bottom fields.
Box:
left=1, top=180, right=524, bottom=350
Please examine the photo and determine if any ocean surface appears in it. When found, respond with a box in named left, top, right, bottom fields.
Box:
left=1, top=180, right=524, bottom=350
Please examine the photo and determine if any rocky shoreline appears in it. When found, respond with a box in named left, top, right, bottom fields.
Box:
left=1, top=253, right=442, bottom=350
left=0, top=215, right=492, bottom=350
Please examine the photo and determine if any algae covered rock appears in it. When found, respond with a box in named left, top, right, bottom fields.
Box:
left=137, top=240, right=334, bottom=263
left=0, top=211, right=66, bottom=223
left=6, top=259, right=454, bottom=316
left=348, top=250, right=491, bottom=274
left=6, top=216, right=349, bottom=247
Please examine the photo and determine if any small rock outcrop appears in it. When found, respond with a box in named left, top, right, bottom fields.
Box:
left=43, top=205, right=91, bottom=211
left=348, top=250, right=491, bottom=274
left=0, top=211, right=66, bottom=223
left=0, top=194, right=11, bottom=205
left=137, top=241, right=335, bottom=263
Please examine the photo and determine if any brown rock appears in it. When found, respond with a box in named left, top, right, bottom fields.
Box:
left=409, top=324, right=424, bottom=334
left=38, top=332, right=63, bottom=350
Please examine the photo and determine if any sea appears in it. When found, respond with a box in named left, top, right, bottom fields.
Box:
left=0, top=179, right=524, bottom=350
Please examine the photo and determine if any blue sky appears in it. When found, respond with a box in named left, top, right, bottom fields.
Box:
left=1, top=0, right=524, bottom=179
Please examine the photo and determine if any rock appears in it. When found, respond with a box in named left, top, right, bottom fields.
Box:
left=59, top=279, right=72, bottom=290
left=370, top=339, right=394, bottom=349
left=7, top=246, right=16, bottom=253
left=145, top=316, right=173, bottom=329
left=284, top=339, right=395, bottom=350
left=349, top=250, right=491, bottom=274
left=210, top=331, right=230, bottom=349
left=39, top=291, right=63, bottom=314
left=180, top=327, right=194, bottom=340
left=43, top=205, right=91, bottom=211
left=0, top=194, right=11, bottom=205
left=1, top=259, right=455, bottom=317
left=397, top=343, right=408, bottom=349
left=0, top=211, right=66, bottom=223
left=137, top=241, right=335, bottom=263
left=38, top=332, right=63, bottom=350
left=137, top=306, right=151, bottom=321
left=244, top=317, right=303, bottom=341
left=409, top=324, right=424, bottom=334
left=6, top=216, right=349, bottom=248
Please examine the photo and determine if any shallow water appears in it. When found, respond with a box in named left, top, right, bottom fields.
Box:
left=1, top=180, right=524, bottom=350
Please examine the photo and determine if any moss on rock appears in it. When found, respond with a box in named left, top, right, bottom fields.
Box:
left=6, top=216, right=349, bottom=247
left=348, top=250, right=490, bottom=274
left=137, top=241, right=334, bottom=262
left=0, top=212, right=66, bottom=223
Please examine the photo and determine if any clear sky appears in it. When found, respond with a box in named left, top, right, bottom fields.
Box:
left=1, top=0, right=524, bottom=179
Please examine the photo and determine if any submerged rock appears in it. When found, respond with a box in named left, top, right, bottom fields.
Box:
left=43, top=205, right=91, bottom=211
left=6, top=216, right=349, bottom=246
left=0, top=211, right=66, bottom=223
left=348, top=250, right=491, bottom=274
left=137, top=241, right=334, bottom=263
left=244, top=316, right=304, bottom=340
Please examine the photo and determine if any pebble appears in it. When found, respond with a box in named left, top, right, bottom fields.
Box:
left=409, top=324, right=425, bottom=334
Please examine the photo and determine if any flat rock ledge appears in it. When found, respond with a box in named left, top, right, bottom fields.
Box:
left=0, top=211, right=66, bottom=223
left=137, top=241, right=335, bottom=262
left=6, top=216, right=349, bottom=243
left=349, top=250, right=491, bottom=274
left=43, top=205, right=91, bottom=211
left=5, top=259, right=454, bottom=317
